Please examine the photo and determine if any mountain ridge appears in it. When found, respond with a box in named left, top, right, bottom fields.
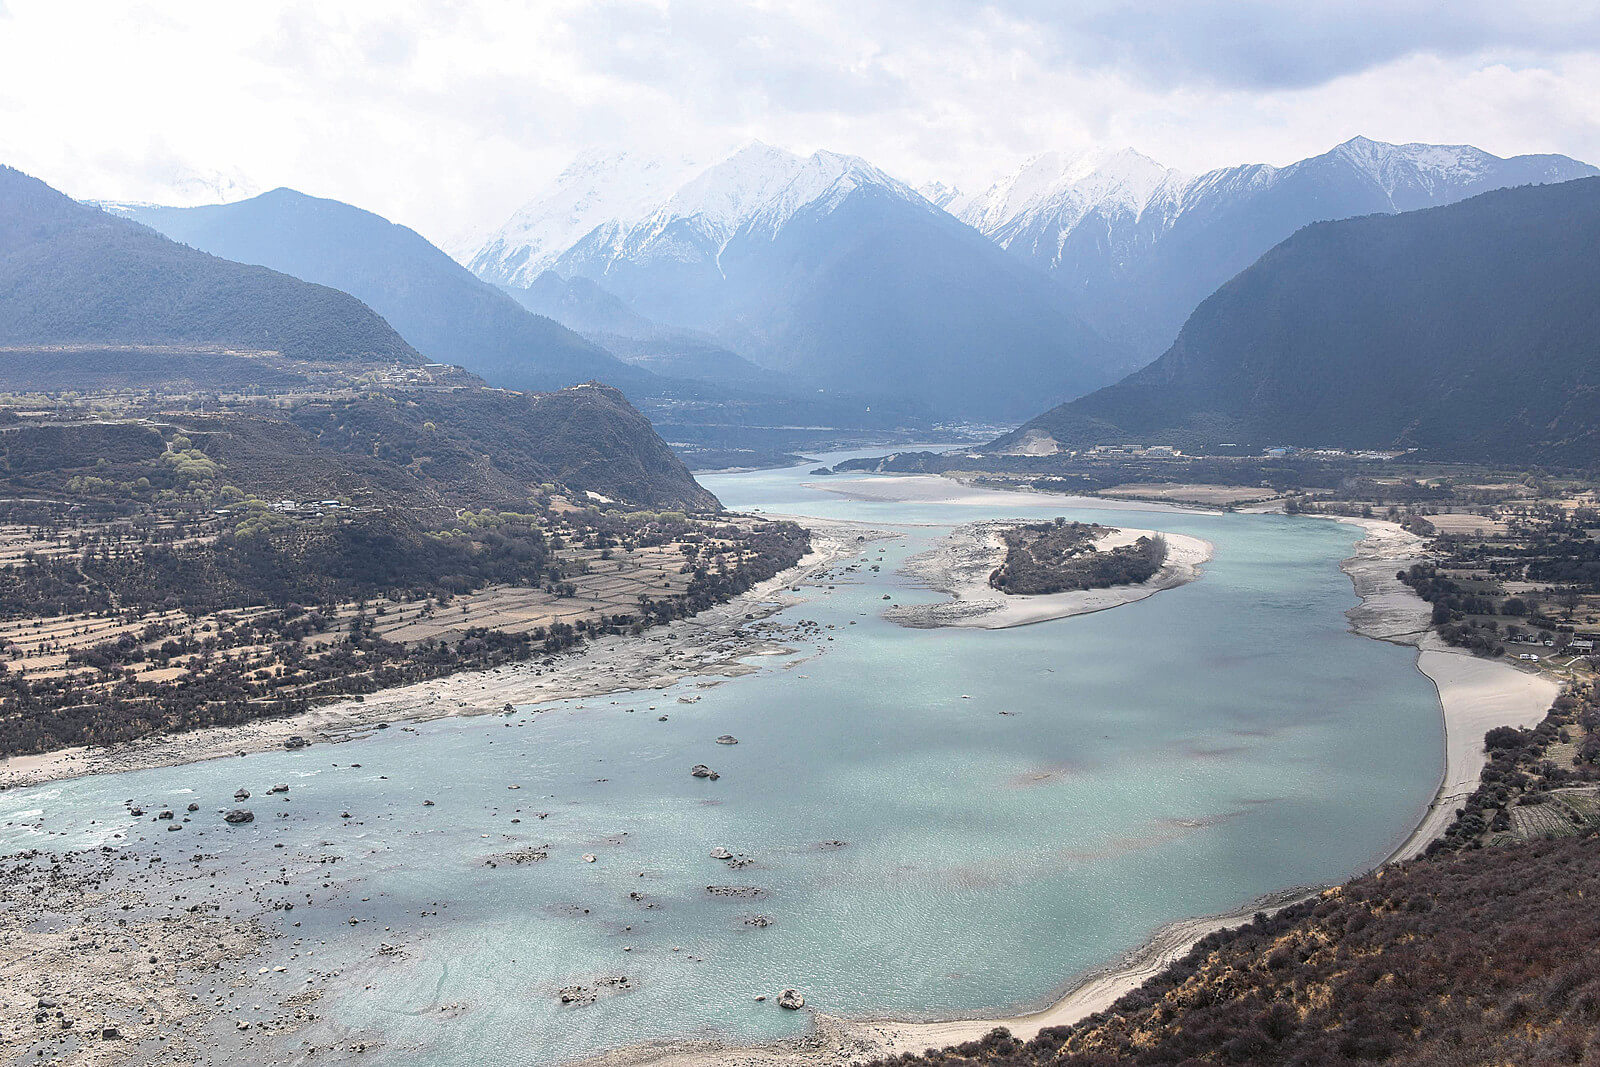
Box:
left=0, top=166, right=419, bottom=367
left=992, top=177, right=1600, bottom=466
left=119, top=188, right=660, bottom=395
left=950, top=136, right=1599, bottom=357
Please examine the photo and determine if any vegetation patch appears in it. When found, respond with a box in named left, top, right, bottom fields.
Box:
left=989, top=519, right=1166, bottom=595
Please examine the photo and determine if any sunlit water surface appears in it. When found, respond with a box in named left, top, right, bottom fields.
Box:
left=0, top=450, right=1442, bottom=1064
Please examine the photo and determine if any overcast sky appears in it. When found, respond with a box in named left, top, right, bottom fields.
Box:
left=3, top=0, right=1598, bottom=246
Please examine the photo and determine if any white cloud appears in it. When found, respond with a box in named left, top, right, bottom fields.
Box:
left=1, top=0, right=1597, bottom=245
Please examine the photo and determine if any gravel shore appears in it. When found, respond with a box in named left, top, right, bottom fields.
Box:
left=0, top=519, right=889, bottom=793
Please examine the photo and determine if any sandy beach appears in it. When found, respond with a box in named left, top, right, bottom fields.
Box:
left=1388, top=636, right=1560, bottom=862
left=886, top=520, right=1213, bottom=629
left=1332, top=515, right=1561, bottom=862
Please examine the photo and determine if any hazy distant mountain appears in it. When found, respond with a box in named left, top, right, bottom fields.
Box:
left=953, top=137, right=1598, bottom=358
left=0, top=166, right=417, bottom=373
left=120, top=189, right=658, bottom=394
left=468, top=143, right=1128, bottom=419
left=506, top=270, right=658, bottom=336
left=993, top=178, right=1600, bottom=466
left=501, top=271, right=789, bottom=392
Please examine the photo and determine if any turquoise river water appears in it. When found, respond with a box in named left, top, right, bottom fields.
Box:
left=0, top=449, right=1443, bottom=1064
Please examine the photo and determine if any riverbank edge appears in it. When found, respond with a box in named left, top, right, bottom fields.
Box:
left=885, top=521, right=1214, bottom=630
left=569, top=512, right=1563, bottom=1067
left=0, top=517, right=894, bottom=792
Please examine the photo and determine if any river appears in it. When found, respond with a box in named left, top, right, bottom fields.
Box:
left=0, top=449, right=1443, bottom=1065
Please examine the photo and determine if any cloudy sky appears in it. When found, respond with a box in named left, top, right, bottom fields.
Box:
left=3, top=0, right=1598, bottom=245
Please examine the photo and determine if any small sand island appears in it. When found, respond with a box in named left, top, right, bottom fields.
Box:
left=889, top=518, right=1213, bottom=629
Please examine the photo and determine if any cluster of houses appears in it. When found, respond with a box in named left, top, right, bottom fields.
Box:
left=1084, top=444, right=1183, bottom=458
left=268, top=499, right=350, bottom=515
left=1076, top=443, right=1410, bottom=461
left=1517, top=635, right=1598, bottom=663
left=210, top=499, right=352, bottom=518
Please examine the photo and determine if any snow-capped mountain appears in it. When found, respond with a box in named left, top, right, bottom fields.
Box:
left=468, top=142, right=924, bottom=292
left=948, top=136, right=1598, bottom=357
left=466, top=147, right=704, bottom=285
left=915, top=180, right=961, bottom=209
left=465, top=142, right=1129, bottom=419
left=951, top=146, right=1185, bottom=248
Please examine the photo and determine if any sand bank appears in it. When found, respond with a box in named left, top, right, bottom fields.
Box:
left=1332, top=516, right=1561, bottom=862
left=1387, top=637, right=1560, bottom=861
left=886, top=521, right=1213, bottom=629
left=811, top=474, right=1209, bottom=513
left=0, top=519, right=889, bottom=792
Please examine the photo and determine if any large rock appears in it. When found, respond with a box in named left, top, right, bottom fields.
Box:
left=690, top=764, right=720, bottom=780
left=777, top=988, right=805, bottom=1010
left=223, top=809, right=254, bottom=824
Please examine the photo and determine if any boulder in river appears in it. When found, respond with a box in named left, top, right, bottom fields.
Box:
left=223, top=809, right=254, bottom=824
left=690, top=764, right=719, bottom=780
left=709, top=847, right=734, bottom=860
left=715, top=735, right=739, bottom=745
left=267, top=784, right=289, bottom=794
left=777, top=988, right=805, bottom=1010
left=234, top=788, right=250, bottom=800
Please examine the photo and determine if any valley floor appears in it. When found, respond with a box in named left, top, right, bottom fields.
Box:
left=0, top=476, right=1566, bottom=1067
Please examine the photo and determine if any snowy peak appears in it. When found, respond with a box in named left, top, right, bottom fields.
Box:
left=469, top=142, right=927, bottom=286
left=1321, top=136, right=1495, bottom=202
left=945, top=134, right=1596, bottom=360
left=917, top=180, right=962, bottom=209
left=955, top=146, right=1186, bottom=239
left=743, top=149, right=923, bottom=236
left=955, top=136, right=1596, bottom=253
left=647, top=141, right=806, bottom=244
left=467, top=147, right=702, bottom=282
